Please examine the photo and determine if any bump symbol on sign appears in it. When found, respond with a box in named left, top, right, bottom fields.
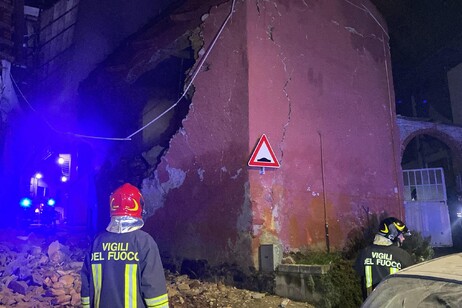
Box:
left=248, top=134, right=280, bottom=168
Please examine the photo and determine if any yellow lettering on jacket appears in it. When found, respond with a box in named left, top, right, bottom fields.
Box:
left=107, top=251, right=139, bottom=261
left=91, top=252, right=105, bottom=261
left=102, top=242, right=129, bottom=251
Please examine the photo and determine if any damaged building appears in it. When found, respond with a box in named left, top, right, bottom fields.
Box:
left=76, top=0, right=403, bottom=270
left=3, top=0, right=462, bottom=273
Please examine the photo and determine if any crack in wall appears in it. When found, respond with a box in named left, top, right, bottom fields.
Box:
left=266, top=25, right=274, bottom=41
left=257, top=0, right=283, bottom=17
left=231, top=168, right=242, bottom=180
left=269, top=23, right=292, bottom=165
left=258, top=2, right=294, bottom=162
left=280, top=74, right=293, bottom=163
left=219, top=150, right=225, bottom=181
left=272, top=1, right=282, bottom=17
left=220, top=166, right=243, bottom=181
left=344, top=26, right=382, bottom=42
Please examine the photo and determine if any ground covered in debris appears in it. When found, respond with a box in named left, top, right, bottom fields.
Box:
left=0, top=228, right=313, bottom=308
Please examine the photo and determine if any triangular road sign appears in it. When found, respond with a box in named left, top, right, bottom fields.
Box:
left=248, top=134, right=280, bottom=168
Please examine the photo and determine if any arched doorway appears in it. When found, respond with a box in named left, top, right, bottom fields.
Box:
left=401, top=133, right=461, bottom=248
left=402, top=134, right=455, bottom=188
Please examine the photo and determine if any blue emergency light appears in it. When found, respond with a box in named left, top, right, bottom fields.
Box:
left=20, top=198, right=32, bottom=208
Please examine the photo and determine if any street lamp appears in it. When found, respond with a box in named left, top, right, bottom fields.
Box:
left=33, top=172, right=43, bottom=196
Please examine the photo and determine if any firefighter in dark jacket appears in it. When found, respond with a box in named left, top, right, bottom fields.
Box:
left=81, top=183, right=169, bottom=308
left=354, top=217, right=414, bottom=301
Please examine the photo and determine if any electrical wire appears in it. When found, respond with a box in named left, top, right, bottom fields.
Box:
left=9, top=0, right=237, bottom=142
left=10, top=73, right=63, bottom=135
left=126, top=0, right=236, bottom=139
left=343, top=0, right=389, bottom=38
left=10, top=73, right=131, bottom=141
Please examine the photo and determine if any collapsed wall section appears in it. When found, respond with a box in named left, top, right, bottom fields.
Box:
left=144, top=1, right=253, bottom=269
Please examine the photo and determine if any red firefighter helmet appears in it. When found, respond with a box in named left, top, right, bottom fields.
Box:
left=109, top=183, right=143, bottom=218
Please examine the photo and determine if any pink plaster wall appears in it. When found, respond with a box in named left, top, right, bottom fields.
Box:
left=146, top=0, right=404, bottom=269
left=145, top=1, right=253, bottom=268
left=246, top=0, right=403, bottom=257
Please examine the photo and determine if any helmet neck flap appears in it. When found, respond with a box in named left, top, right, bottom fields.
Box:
left=373, top=234, right=394, bottom=246
left=106, top=215, right=144, bottom=234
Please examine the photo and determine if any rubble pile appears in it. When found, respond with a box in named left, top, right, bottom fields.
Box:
left=166, top=272, right=296, bottom=308
left=0, top=236, right=83, bottom=308
left=0, top=230, right=312, bottom=308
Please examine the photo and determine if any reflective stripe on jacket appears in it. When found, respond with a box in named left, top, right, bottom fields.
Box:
left=354, top=244, right=414, bottom=299
left=81, top=230, right=169, bottom=308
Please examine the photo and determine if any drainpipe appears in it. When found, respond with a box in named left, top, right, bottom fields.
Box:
left=318, top=131, right=330, bottom=253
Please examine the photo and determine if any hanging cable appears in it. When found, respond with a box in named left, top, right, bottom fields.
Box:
left=343, top=0, right=389, bottom=38
left=126, top=0, right=236, bottom=139
left=10, top=73, right=131, bottom=141
left=9, top=0, right=237, bottom=142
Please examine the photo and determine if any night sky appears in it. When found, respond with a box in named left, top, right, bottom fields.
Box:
left=371, top=0, right=462, bottom=119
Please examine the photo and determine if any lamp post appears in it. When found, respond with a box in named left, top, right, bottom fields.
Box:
left=33, top=172, right=43, bottom=197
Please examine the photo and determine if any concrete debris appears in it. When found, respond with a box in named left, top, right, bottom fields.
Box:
left=0, top=236, right=83, bottom=307
left=0, top=230, right=313, bottom=308
left=280, top=298, right=291, bottom=307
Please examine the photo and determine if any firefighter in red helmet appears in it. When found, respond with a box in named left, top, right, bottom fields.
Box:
left=81, top=183, right=169, bottom=308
